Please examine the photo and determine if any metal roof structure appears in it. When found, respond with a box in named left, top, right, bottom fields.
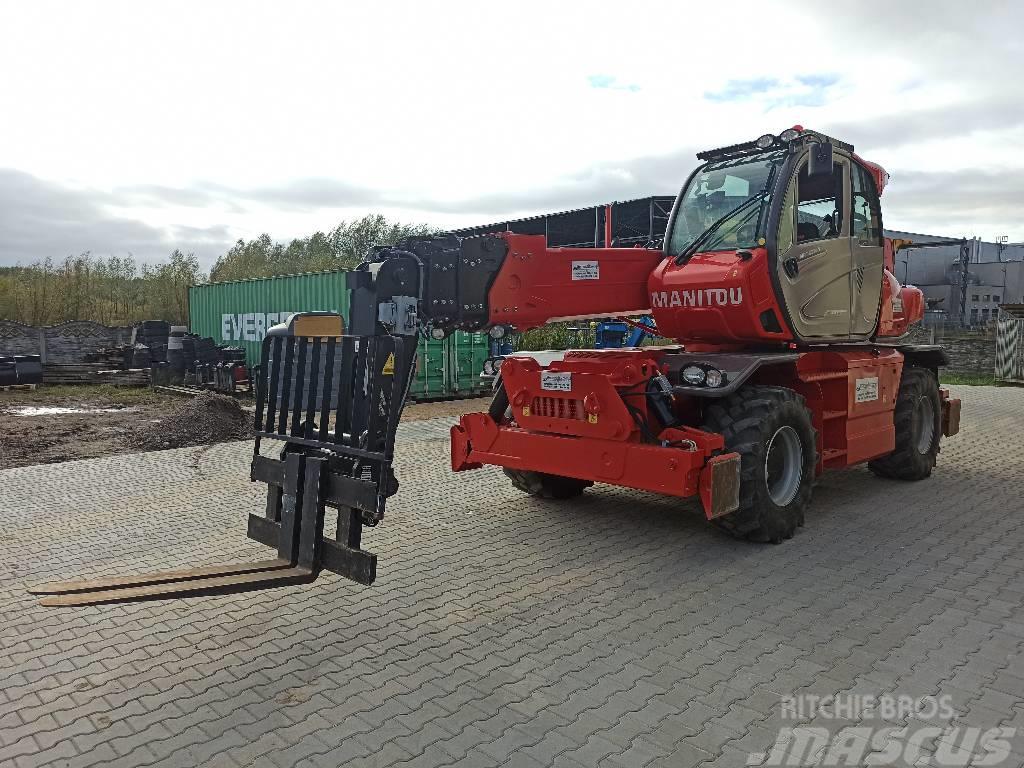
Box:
left=449, top=196, right=676, bottom=249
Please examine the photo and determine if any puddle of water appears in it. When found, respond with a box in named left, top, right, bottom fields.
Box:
left=9, top=406, right=138, bottom=416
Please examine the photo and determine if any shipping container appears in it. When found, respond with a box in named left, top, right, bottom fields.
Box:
left=188, top=270, right=350, bottom=364
left=189, top=269, right=489, bottom=400
left=409, top=331, right=491, bottom=401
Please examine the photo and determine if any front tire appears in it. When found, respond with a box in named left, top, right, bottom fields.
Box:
left=868, top=367, right=941, bottom=481
left=702, top=386, right=817, bottom=543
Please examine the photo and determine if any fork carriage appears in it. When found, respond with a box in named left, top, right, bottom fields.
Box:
left=31, top=310, right=417, bottom=606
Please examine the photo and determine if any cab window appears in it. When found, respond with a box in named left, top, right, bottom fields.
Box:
left=851, top=163, right=883, bottom=245
left=795, top=162, right=844, bottom=242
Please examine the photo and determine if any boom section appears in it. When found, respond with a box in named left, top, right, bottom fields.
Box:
left=369, top=233, right=662, bottom=335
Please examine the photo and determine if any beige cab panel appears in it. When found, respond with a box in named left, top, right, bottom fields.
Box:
left=776, top=157, right=853, bottom=339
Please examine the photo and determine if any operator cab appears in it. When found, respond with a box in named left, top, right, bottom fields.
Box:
left=656, top=127, right=887, bottom=345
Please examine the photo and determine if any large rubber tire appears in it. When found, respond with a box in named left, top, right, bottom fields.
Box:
left=702, top=386, right=817, bottom=543
left=503, top=468, right=593, bottom=499
left=868, top=367, right=941, bottom=481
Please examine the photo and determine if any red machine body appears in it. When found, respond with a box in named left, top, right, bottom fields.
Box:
left=447, top=127, right=958, bottom=530
left=451, top=343, right=933, bottom=518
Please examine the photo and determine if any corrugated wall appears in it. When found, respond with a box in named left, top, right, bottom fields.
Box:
left=189, top=271, right=350, bottom=364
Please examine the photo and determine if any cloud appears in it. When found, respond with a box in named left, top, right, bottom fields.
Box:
left=882, top=168, right=1024, bottom=237
left=587, top=74, right=640, bottom=92
left=92, top=146, right=700, bottom=222
left=822, top=100, right=1024, bottom=152
left=1, top=0, right=1022, bottom=258
left=704, top=78, right=780, bottom=102
left=796, top=74, right=839, bottom=89
left=241, top=179, right=385, bottom=211
left=704, top=74, right=839, bottom=110
left=0, top=169, right=233, bottom=267
left=304, top=144, right=701, bottom=218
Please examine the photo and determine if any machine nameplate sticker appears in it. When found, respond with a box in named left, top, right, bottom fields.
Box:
left=571, top=261, right=600, bottom=280
left=855, top=377, right=879, bottom=403
left=892, top=296, right=903, bottom=313
left=541, top=371, right=572, bottom=392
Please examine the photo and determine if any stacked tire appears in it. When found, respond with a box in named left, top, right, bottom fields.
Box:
left=137, top=320, right=170, bottom=363
left=0, top=356, right=16, bottom=387
left=15, top=355, right=43, bottom=385
left=166, top=327, right=187, bottom=383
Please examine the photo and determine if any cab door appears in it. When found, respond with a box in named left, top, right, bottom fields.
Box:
left=775, top=155, right=853, bottom=339
left=849, top=162, right=885, bottom=338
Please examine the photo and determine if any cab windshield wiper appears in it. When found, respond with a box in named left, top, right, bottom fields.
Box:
left=674, top=192, right=766, bottom=266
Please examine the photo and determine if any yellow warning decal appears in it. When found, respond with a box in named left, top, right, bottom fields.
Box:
left=382, top=353, right=395, bottom=375
left=522, top=406, right=531, bottom=417
left=587, top=413, right=598, bottom=424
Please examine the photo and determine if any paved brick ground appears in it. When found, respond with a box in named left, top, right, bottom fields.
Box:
left=2, top=385, right=1024, bottom=768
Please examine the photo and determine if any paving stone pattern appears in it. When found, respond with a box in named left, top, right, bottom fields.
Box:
left=2, top=385, right=1023, bottom=767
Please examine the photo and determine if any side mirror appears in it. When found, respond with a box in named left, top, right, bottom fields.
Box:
left=808, top=141, right=834, bottom=177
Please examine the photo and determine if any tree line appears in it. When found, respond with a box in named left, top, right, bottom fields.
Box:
left=0, top=215, right=433, bottom=326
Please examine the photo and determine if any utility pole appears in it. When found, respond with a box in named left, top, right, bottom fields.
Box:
left=959, top=241, right=970, bottom=327
left=997, top=235, right=1008, bottom=262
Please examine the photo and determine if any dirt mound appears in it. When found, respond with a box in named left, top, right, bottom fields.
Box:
left=130, top=392, right=251, bottom=451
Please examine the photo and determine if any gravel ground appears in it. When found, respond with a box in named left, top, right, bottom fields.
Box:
left=0, top=385, right=489, bottom=469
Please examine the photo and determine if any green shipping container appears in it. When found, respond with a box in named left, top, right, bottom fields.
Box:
left=189, top=269, right=490, bottom=400
left=409, top=331, right=491, bottom=401
left=188, top=270, right=350, bottom=365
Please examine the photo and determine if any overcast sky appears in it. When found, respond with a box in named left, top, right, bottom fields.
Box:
left=1, top=0, right=1021, bottom=268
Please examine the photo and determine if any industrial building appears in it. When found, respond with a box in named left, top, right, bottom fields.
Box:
left=886, top=231, right=1024, bottom=328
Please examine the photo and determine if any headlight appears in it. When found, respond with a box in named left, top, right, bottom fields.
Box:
left=489, top=325, right=507, bottom=339
left=705, top=368, right=725, bottom=387
left=779, top=127, right=801, bottom=142
left=755, top=133, right=776, bottom=149
left=682, top=366, right=706, bottom=385
left=483, top=360, right=494, bottom=375
left=430, top=327, right=446, bottom=340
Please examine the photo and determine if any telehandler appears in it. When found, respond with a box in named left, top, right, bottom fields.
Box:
left=32, top=126, right=960, bottom=606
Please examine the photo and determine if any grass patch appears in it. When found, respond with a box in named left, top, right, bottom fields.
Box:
left=939, top=373, right=1000, bottom=386
left=0, top=383, right=168, bottom=405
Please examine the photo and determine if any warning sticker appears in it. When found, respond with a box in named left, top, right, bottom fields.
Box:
left=571, top=261, right=600, bottom=281
left=540, top=371, right=572, bottom=392
left=855, top=376, right=879, bottom=403
left=382, top=353, right=395, bottom=375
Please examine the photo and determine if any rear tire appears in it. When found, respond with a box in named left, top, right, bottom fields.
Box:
left=702, top=386, right=817, bottom=543
left=868, top=367, right=941, bottom=481
left=503, top=468, right=593, bottom=499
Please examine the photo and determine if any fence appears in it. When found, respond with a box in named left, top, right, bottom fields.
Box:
left=907, top=324, right=996, bottom=378
left=0, top=320, right=134, bottom=364
left=995, top=306, right=1024, bottom=384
